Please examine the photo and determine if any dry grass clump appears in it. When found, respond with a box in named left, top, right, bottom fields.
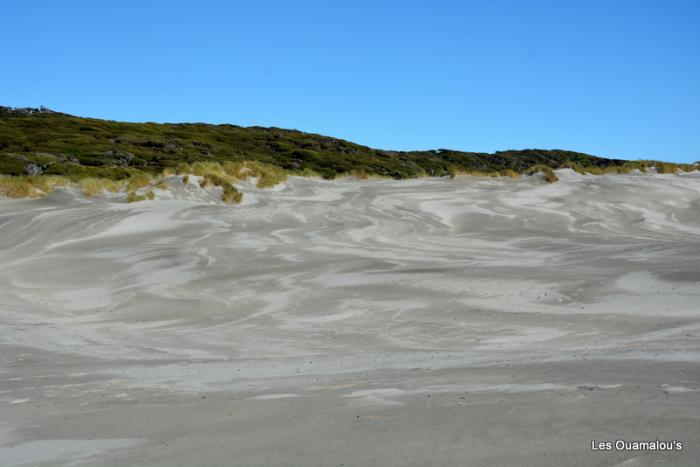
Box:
left=654, top=162, right=675, bottom=174
left=79, top=177, right=121, bottom=197
left=0, top=177, right=33, bottom=198
left=199, top=172, right=242, bottom=203
left=563, top=162, right=631, bottom=175
left=172, top=160, right=288, bottom=191
left=296, top=167, right=321, bottom=178
left=498, top=169, right=520, bottom=178
left=625, top=161, right=649, bottom=172
left=155, top=180, right=170, bottom=190
left=448, top=166, right=487, bottom=178
left=126, top=172, right=152, bottom=192
left=610, top=165, right=630, bottom=174
left=126, top=192, right=146, bottom=203
left=223, top=161, right=288, bottom=188
left=349, top=168, right=370, bottom=180
left=222, top=184, right=243, bottom=204
left=0, top=175, right=71, bottom=198
left=41, top=175, right=71, bottom=188
left=199, top=173, right=226, bottom=188
left=449, top=167, right=522, bottom=179
left=191, top=161, right=228, bottom=177
left=562, top=162, right=587, bottom=174
left=175, top=162, right=192, bottom=174
left=584, top=166, right=605, bottom=175
left=347, top=168, right=391, bottom=180
left=525, top=164, right=559, bottom=183
left=653, top=162, right=694, bottom=174
left=448, top=167, right=520, bottom=179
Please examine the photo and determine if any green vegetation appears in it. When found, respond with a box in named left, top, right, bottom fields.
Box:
left=0, top=106, right=697, bottom=200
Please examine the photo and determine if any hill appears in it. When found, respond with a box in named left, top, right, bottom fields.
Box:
left=0, top=105, right=652, bottom=180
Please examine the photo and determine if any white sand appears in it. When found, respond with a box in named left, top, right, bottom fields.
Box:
left=1, top=171, right=699, bottom=466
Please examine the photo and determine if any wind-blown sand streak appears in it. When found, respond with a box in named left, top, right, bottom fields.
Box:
left=1, top=170, right=699, bottom=466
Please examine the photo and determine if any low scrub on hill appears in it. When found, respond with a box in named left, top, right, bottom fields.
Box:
left=1, top=106, right=697, bottom=200
left=0, top=105, right=661, bottom=180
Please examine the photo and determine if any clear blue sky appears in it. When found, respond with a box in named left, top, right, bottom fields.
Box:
left=2, top=1, right=698, bottom=162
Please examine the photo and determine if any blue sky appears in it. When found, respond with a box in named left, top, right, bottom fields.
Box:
left=2, top=0, right=698, bottom=162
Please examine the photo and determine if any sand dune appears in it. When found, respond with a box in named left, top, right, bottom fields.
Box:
left=1, top=170, right=699, bottom=466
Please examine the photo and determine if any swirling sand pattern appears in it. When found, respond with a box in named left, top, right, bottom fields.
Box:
left=1, top=170, right=699, bottom=466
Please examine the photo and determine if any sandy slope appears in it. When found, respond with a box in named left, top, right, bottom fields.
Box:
left=1, top=170, right=699, bottom=466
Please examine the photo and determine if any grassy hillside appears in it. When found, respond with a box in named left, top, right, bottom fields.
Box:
left=0, top=106, right=668, bottom=178
left=1, top=106, right=696, bottom=201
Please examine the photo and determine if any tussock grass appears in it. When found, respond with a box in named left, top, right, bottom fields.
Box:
left=191, top=161, right=228, bottom=178
left=562, top=162, right=619, bottom=175
left=621, top=160, right=695, bottom=174
left=654, top=162, right=694, bottom=174
left=584, top=166, right=605, bottom=175
left=179, top=162, right=262, bottom=205
left=448, top=167, right=521, bottom=179
left=562, top=162, right=587, bottom=175
left=199, top=172, right=243, bottom=203
left=296, top=167, right=321, bottom=178
left=199, top=173, right=229, bottom=188
left=222, top=184, right=243, bottom=204
left=346, top=168, right=391, bottom=180
left=0, top=175, right=70, bottom=198
left=79, top=177, right=121, bottom=197
left=525, top=164, right=559, bottom=183
left=498, top=169, right=520, bottom=178
left=223, top=160, right=288, bottom=188
left=126, top=172, right=152, bottom=192
left=607, top=165, right=630, bottom=174
left=126, top=192, right=146, bottom=203
left=2, top=151, right=693, bottom=202
left=175, top=162, right=191, bottom=175
left=628, top=161, right=649, bottom=172
left=448, top=166, right=484, bottom=178
left=155, top=180, right=170, bottom=190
